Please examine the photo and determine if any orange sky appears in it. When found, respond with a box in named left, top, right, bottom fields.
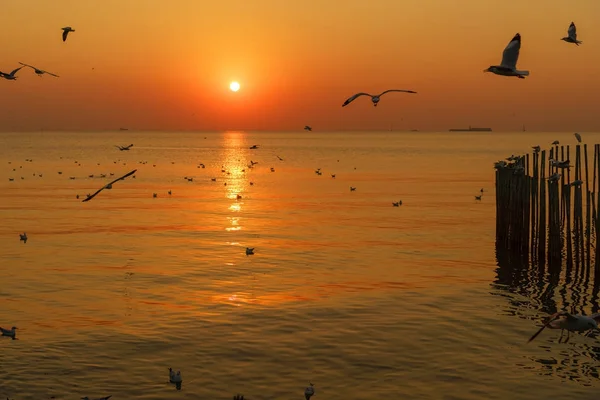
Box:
left=1, top=0, right=600, bottom=132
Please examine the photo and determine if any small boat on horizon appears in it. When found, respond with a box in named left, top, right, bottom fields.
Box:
left=448, top=125, right=492, bottom=132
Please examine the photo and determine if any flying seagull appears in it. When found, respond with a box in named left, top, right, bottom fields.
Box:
left=115, top=144, right=134, bottom=151
left=82, top=169, right=137, bottom=202
left=342, top=89, right=417, bottom=107
left=304, top=125, right=312, bottom=131
left=0, top=67, right=23, bottom=81
left=484, top=33, right=530, bottom=79
left=527, top=311, right=599, bottom=344
left=574, top=132, right=582, bottom=143
left=18, top=62, right=59, bottom=77
left=561, top=22, right=582, bottom=46
left=62, top=27, right=75, bottom=42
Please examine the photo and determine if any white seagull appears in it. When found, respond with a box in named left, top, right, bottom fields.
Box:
left=574, top=132, right=582, bottom=143
left=561, top=22, right=582, bottom=46
left=18, top=62, right=59, bottom=77
left=62, top=27, right=75, bottom=42
left=528, top=311, right=600, bottom=344
left=305, top=383, right=315, bottom=400
left=484, top=33, right=530, bottom=79
left=82, top=169, right=137, bottom=202
left=342, top=89, right=417, bottom=107
left=19, top=233, right=27, bottom=243
left=0, top=326, right=17, bottom=337
left=0, top=66, right=23, bottom=81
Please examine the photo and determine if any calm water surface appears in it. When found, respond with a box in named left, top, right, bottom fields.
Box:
left=1, top=130, right=599, bottom=399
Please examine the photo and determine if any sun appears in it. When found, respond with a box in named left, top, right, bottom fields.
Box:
left=229, top=81, right=240, bottom=92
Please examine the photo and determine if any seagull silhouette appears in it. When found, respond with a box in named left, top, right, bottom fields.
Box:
left=342, top=89, right=417, bottom=107
left=62, top=27, right=75, bottom=42
left=18, top=62, right=59, bottom=77
left=82, top=169, right=137, bottom=202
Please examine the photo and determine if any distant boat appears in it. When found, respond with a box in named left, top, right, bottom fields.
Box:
left=119, top=127, right=129, bottom=131
left=448, top=125, right=492, bottom=132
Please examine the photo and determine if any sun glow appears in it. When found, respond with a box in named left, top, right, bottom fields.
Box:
left=229, top=81, right=240, bottom=92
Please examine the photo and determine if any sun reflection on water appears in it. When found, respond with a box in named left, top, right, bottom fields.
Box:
left=220, top=131, right=250, bottom=232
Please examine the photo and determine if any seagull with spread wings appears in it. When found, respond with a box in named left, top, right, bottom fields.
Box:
left=62, top=26, right=75, bottom=42
left=115, top=144, right=134, bottom=151
left=82, top=169, right=137, bottom=202
left=484, top=33, right=530, bottom=79
left=0, top=66, right=23, bottom=81
left=18, top=62, right=59, bottom=77
left=527, top=311, right=600, bottom=344
left=342, top=89, right=417, bottom=107
left=561, top=22, right=582, bottom=46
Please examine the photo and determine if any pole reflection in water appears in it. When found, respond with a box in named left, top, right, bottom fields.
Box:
left=492, top=237, right=600, bottom=384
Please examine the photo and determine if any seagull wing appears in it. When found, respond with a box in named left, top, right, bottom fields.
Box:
left=527, top=312, right=568, bottom=343
left=378, top=89, right=418, bottom=96
left=18, top=62, right=36, bottom=70
left=43, top=69, right=60, bottom=77
left=82, top=169, right=137, bottom=202
left=500, top=33, right=521, bottom=69
left=9, top=67, right=23, bottom=77
left=62, top=30, right=69, bottom=42
left=342, top=93, right=372, bottom=107
left=568, top=22, right=577, bottom=40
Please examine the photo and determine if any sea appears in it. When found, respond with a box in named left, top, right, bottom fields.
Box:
left=0, top=130, right=599, bottom=400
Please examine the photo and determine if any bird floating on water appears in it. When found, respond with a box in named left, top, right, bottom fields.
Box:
left=18, top=62, right=59, bottom=77
left=62, top=27, right=75, bottom=42
left=574, top=132, right=582, bottom=143
left=342, top=89, right=417, bottom=107
left=19, top=233, right=27, bottom=243
left=484, top=33, right=529, bottom=79
left=528, top=311, right=600, bottom=344
left=249, top=145, right=259, bottom=149
left=168, top=368, right=182, bottom=383
left=561, top=22, right=582, bottom=46
left=82, top=169, right=137, bottom=202
left=81, top=396, right=111, bottom=400
left=475, top=195, right=483, bottom=201
left=350, top=186, right=356, bottom=191
left=0, top=67, right=23, bottom=81
left=0, top=326, right=17, bottom=338
left=246, top=247, right=254, bottom=256
left=305, top=383, right=315, bottom=400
